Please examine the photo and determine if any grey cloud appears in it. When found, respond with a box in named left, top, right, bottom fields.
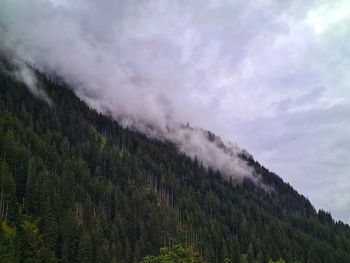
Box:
left=0, top=0, right=349, bottom=221
left=231, top=102, right=350, bottom=222
left=0, top=0, right=263, bottom=180
left=0, top=56, right=53, bottom=105
left=14, top=62, right=53, bottom=106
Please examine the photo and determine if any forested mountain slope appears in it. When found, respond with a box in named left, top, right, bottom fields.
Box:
left=1, top=66, right=350, bottom=263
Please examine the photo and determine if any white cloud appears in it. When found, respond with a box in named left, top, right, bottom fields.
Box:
left=0, top=0, right=349, bottom=222
left=306, top=0, right=350, bottom=34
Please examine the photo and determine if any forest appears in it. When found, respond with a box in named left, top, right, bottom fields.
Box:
left=1, top=64, right=350, bottom=263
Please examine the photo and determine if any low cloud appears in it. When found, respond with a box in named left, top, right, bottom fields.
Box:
left=13, top=61, right=53, bottom=106
left=0, top=0, right=256, bottom=180
left=0, top=0, right=349, bottom=220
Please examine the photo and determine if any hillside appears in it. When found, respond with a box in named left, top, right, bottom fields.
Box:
left=1, top=66, right=350, bottom=263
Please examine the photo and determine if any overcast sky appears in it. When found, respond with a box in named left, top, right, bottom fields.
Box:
left=1, top=0, right=349, bottom=222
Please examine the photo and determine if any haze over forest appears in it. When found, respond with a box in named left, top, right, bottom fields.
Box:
left=1, top=0, right=350, bottom=222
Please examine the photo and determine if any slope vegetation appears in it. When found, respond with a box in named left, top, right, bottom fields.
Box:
left=1, top=68, right=350, bottom=262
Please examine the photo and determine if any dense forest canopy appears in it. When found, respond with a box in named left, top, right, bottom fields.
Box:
left=1, top=63, right=350, bottom=262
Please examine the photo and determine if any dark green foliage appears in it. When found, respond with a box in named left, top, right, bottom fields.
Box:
left=0, top=66, right=350, bottom=263
left=268, top=259, right=286, bottom=263
left=140, top=245, right=206, bottom=263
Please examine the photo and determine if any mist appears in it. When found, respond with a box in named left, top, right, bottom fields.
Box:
left=1, top=0, right=350, bottom=221
left=14, top=62, right=53, bottom=106
left=0, top=0, right=256, bottom=180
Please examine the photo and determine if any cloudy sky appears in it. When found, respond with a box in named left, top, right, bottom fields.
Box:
left=0, top=0, right=349, bottom=222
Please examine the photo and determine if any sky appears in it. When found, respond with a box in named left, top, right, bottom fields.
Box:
left=0, top=0, right=349, bottom=222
